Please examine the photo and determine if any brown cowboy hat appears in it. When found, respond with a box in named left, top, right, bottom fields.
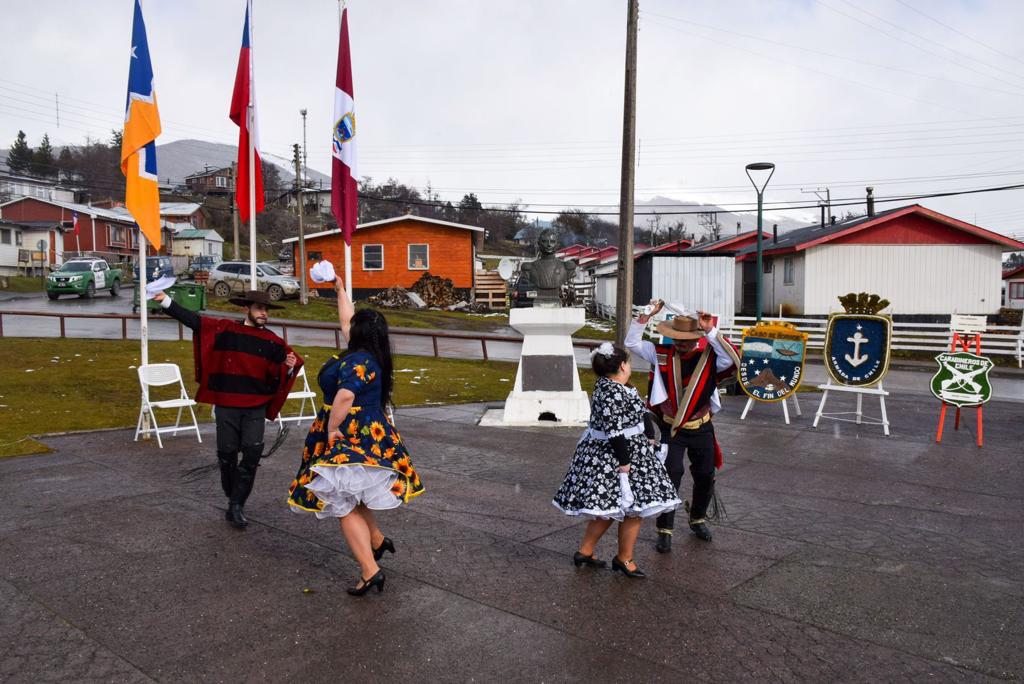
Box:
left=656, top=315, right=705, bottom=340
left=228, top=289, right=285, bottom=310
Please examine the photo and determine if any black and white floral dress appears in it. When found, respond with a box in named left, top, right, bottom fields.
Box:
left=553, top=377, right=680, bottom=521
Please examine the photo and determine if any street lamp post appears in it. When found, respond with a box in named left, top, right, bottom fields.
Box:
left=745, top=162, right=775, bottom=322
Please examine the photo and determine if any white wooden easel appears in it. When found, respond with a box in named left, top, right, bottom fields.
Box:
left=740, top=393, right=802, bottom=425
left=812, top=380, right=890, bottom=436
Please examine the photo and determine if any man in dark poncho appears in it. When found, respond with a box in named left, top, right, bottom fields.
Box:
left=153, top=288, right=302, bottom=528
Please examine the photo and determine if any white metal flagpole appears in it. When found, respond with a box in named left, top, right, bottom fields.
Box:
left=345, top=243, right=352, bottom=300
left=247, top=0, right=257, bottom=290
left=138, top=230, right=148, bottom=366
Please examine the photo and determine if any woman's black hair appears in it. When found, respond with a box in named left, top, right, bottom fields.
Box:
left=591, top=345, right=630, bottom=378
left=345, top=307, right=394, bottom=409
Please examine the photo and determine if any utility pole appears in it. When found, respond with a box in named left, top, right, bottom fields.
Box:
left=293, top=143, right=308, bottom=304
left=230, top=162, right=239, bottom=260
left=801, top=186, right=831, bottom=221
left=615, top=0, right=639, bottom=344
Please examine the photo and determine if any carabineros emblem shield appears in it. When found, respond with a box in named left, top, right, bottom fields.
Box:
left=930, top=352, right=993, bottom=407
left=824, top=314, right=892, bottom=387
left=739, top=321, right=807, bottom=402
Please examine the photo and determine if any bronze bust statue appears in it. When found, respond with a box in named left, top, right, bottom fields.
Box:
left=519, top=228, right=576, bottom=306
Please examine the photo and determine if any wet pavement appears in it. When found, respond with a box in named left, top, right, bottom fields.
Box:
left=1, top=393, right=1021, bottom=682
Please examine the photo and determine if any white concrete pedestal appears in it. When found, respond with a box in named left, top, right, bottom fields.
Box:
left=500, top=306, right=590, bottom=426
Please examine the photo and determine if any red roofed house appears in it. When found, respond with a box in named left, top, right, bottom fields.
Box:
left=283, top=214, right=484, bottom=299
left=1004, top=264, right=1024, bottom=310
left=700, top=206, right=1023, bottom=316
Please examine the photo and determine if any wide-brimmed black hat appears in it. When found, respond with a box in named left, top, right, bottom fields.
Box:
left=228, top=289, right=284, bottom=310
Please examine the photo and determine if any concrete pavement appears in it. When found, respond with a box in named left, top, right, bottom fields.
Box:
left=1, top=393, right=1021, bottom=681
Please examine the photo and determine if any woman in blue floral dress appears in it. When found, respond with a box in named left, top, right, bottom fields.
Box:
left=553, top=343, right=679, bottom=578
left=288, top=275, right=423, bottom=596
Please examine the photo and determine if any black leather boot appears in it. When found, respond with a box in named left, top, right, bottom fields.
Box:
left=227, top=444, right=262, bottom=529
left=654, top=510, right=675, bottom=553
left=216, top=451, right=236, bottom=499
left=689, top=518, right=713, bottom=541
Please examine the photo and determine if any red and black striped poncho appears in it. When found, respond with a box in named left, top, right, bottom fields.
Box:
left=191, top=317, right=303, bottom=420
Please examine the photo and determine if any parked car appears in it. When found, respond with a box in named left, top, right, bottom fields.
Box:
left=207, top=261, right=300, bottom=301
left=133, top=256, right=175, bottom=282
left=189, top=255, right=218, bottom=271
left=46, top=258, right=123, bottom=299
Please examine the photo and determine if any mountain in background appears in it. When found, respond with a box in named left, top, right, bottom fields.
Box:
left=154, top=139, right=330, bottom=189
left=628, top=196, right=812, bottom=236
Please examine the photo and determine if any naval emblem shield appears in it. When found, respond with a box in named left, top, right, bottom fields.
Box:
left=738, top=321, right=807, bottom=402
left=824, top=314, right=892, bottom=387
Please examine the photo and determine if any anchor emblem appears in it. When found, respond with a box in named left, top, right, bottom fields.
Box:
left=845, top=331, right=869, bottom=367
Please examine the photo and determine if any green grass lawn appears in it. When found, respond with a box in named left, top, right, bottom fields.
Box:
left=0, top=275, right=46, bottom=292
left=205, top=295, right=617, bottom=339
left=0, top=337, right=630, bottom=459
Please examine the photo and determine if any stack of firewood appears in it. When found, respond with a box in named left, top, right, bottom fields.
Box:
left=367, top=286, right=413, bottom=308
left=411, top=272, right=458, bottom=307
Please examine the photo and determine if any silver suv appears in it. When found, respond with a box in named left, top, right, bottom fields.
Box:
left=208, top=261, right=300, bottom=301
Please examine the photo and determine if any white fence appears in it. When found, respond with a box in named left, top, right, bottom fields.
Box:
left=586, top=303, right=1024, bottom=366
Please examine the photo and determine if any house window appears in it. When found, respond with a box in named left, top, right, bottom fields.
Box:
left=15, top=231, right=23, bottom=246
left=362, top=244, right=383, bottom=271
left=215, top=176, right=227, bottom=188
left=308, top=251, right=322, bottom=260
left=408, top=244, right=429, bottom=270
left=1010, top=282, right=1024, bottom=300
left=763, top=257, right=773, bottom=274
left=0, top=229, right=10, bottom=245
left=783, top=257, right=795, bottom=285
left=109, top=225, right=127, bottom=246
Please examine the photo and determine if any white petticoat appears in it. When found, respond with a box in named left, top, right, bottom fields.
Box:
left=298, top=464, right=399, bottom=519
left=551, top=497, right=680, bottom=523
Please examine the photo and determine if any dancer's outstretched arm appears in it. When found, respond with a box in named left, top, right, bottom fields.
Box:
left=334, top=276, right=354, bottom=343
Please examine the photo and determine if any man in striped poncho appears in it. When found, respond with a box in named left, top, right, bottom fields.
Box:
left=154, top=289, right=302, bottom=528
left=626, top=301, right=739, bottom=550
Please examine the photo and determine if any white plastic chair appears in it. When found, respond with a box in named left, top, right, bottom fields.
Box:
left=275, top=365, right=318, bottom=426
left=134, top=363, right=202, bottom=448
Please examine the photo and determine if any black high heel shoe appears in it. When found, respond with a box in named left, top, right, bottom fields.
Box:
left=611, top=556, right=646, bottom=578
left=372, top=537, right=396, bottom=562
left=347, top=569, right=386, bottom=596
left=572, top=551, right=607, bottom=568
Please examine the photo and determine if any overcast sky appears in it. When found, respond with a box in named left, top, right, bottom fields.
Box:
left=3, top=0, right=1024, bottom=239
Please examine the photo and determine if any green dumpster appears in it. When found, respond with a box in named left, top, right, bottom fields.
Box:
left=132, top=281, right=207, bottom=313
left=166, top=282, right=207, bottom=312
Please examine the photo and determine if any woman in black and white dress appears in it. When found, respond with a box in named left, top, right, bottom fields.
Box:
left=552, top=343, right=680, bottom=578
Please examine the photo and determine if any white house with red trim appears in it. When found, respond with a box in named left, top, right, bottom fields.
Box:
left=1004, top=264, right=1024, bottom=310
left=694, top=205, right=1024, bottom=316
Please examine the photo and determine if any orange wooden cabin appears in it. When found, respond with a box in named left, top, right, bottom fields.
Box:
left=283, top=215, right=484, bottom=299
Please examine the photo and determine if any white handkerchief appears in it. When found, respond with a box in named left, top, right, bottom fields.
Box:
left=618, top=472, right=635, bottom=509
left=309, top=260, right=336, bottom=284
left=144, top=275, right=178, bottom=300
left=657, top=443, right=669, bottom=465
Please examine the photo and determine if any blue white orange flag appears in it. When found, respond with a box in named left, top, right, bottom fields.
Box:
left=332, top=7, right=357, bottom=245
left=230, top=0, right=264, bottom=223
left=120, top=0, right=162, bottom=249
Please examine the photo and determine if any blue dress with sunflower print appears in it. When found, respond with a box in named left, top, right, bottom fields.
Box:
left=287, top=350, right=423, bottom=518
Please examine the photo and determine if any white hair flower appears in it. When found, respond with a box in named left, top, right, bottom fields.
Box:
left=591, top=341, right=616, bottom=360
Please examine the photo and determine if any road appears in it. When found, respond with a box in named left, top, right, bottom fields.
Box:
left=2, top=290, right=1023, bottom=401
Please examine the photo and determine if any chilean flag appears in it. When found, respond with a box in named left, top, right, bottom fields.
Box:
left=72, top=210, right=80, bottom=237
left=229, top=0, right=264, bottom=223
left=332, top=7, right=358, bottom=245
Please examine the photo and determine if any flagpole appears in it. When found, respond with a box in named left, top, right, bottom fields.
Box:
left=339, top=0, right=353, bottom=301
left=139, top=229, right=148, bottom=366
left=247, top=0, right=257, bottom=290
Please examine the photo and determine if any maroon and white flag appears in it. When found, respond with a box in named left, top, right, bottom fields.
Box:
left=331, top=7, right=357, bottom=245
